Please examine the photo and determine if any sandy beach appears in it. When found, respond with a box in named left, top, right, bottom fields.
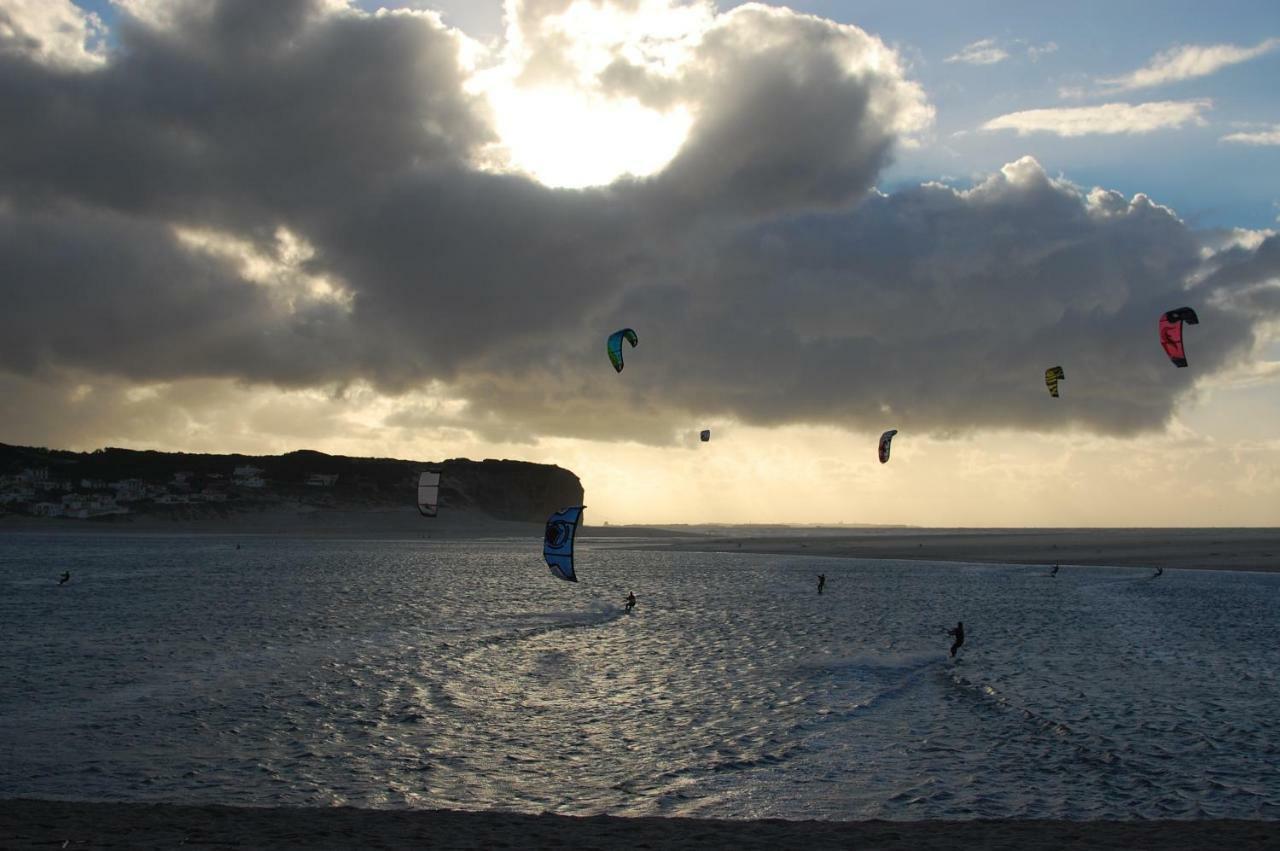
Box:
left=627, top=527, right=1280, bottom=573
left=4, top=799, right=1279, bottom=850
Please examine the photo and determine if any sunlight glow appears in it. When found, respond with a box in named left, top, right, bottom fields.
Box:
left=484, top=84, right=691, bottom=187
left=466, top=0, right=710, bottom=187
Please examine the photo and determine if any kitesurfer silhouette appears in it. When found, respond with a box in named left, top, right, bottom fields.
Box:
left=58, top=571, right=70, bottom=585
left=1050, top=564, right=1059, bottom=577
left=625, top=592, right=636, bottom=613
left=947, top=621, right=965, bottom=658
left=817, top=573, right=826, bottom=594
left=1153, top=567, right=1163, bottom=579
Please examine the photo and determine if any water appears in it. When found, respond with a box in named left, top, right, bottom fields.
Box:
left=1, top=533, right=1278, bottom=819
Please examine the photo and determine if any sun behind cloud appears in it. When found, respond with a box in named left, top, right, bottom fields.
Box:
left=482, top=82, right=692, bottom=187
left=470, top=0, right=708, bottom=186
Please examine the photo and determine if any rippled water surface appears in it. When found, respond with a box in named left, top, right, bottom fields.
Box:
left=2, top=533, right=1279, bottom=819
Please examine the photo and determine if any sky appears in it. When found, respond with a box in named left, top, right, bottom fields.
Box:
left=0, top=0, right=1278, bottom=526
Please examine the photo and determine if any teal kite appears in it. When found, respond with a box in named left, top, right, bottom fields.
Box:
left=607, top=328, right=638, bottom=373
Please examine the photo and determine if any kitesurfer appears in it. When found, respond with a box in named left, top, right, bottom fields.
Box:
left=625, top=592, right=636, bottom=613
left=817, top=573, right=826, bottom=594
left=1050, top=564, right=1059, bottom=577
left=57, top=571, right=70, bottom=585
left=947, top=621, right=965, bottom=658
left=1153, top=567, right=1163, bottom=579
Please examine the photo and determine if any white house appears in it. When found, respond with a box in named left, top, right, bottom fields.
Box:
left=233, top=466, right=266, bottom=488
left=0, top=486, right=34, bottom=505
left=110, top=479, right=149, bottom=502
left=61, top=493, right=128, bottom=518
left=31, top=502, right=64, bottom=517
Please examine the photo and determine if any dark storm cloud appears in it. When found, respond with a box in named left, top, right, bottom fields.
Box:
left=0, top=203, right=371, bottom=386
left=451, top=161, right=1274, bottom=440
left=617, top=5, right=930, bottom=219
left=0, top=0, right=1276, bottom=445
left=0, top=0, right=487, bottom=222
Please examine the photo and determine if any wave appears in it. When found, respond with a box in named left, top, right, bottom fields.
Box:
left=942, top=666, right=1136, bottom=774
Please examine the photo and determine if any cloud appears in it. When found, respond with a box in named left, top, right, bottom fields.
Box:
left=1026, top=41, right=1058, bottom=61
left=945, top=38, right=1056, bottom=66
left=945, top=38, right=1008, bottom=66
left=982, top=99, right=1211, bottom=136
left=0, top=0, right=107, bottom=69
left=1098, top=37, right=1280, bottom=94
left=0, top=0, right=1277, bottom=453
left=631, top=4, right=933, bottom=217
left=485, top=1, right=933, bottom=197
left=1220, top=125, right=1280, bottom=145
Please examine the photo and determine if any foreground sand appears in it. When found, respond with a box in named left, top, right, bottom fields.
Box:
left=3, top=800, right=1279, bottom=850
left=628, top=527, right=1280, bottom=573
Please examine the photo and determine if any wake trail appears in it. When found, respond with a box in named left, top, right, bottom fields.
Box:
left=473, top=600, right=627, bottom=650
left=796, top=649, right=946, bottom=727
left=426, top=601, right=628, bottom=713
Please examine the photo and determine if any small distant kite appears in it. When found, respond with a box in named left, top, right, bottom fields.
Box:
left=700, top=429, right=711, bottom=442
left=1159, top=307, right=1199, bottom=368
left=878, top=429, right=897, bottom=464
left=607, top=328, right=638, bottom=373
left=417, top=471, right=440, bottom=517
left=544, top=506, right=584, bottom=582
left=1045, top=366, right=1065, bottom=398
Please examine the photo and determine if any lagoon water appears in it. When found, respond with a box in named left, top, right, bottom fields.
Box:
left=2, top=533, right=1278, bottom=820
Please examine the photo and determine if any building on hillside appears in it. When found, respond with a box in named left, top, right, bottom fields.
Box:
left=110, top=479, right=149, bottom=502
left=306, top=473, right=339, bottom=487
left=61, top=493, right=129, bottom=518
left=0, top=486, right=35, bottom=505
left=233, top=466, right=266, bottom=488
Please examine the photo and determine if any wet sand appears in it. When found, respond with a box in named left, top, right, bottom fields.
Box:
left=3, top=799, right=1278, bottom=850
left=628, top=528, right=1280, bottom=573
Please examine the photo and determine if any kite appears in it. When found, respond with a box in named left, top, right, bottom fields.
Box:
left=544, top=506, right=585, bottom=582
left=607, top=328, right=638, bottom=373
left=700, top=429, right=711, bottom=442
left=878, top=429, right=897, bottom=464
left=417, top=471, right=440, bottom=517
left=1045, top=366, right=1065, bottom=398
left=1159, top=307, right=1199, bottom=368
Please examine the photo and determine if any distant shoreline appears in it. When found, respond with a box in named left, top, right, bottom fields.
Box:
left=4, top=518, right=1278, bottom=573
left=617, top=527, right=1280, bottom=573
left=3, top=799, right=1278, bottom=850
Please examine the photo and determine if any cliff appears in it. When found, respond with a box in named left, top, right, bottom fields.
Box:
left=0, top=444, right=583, bottom=526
